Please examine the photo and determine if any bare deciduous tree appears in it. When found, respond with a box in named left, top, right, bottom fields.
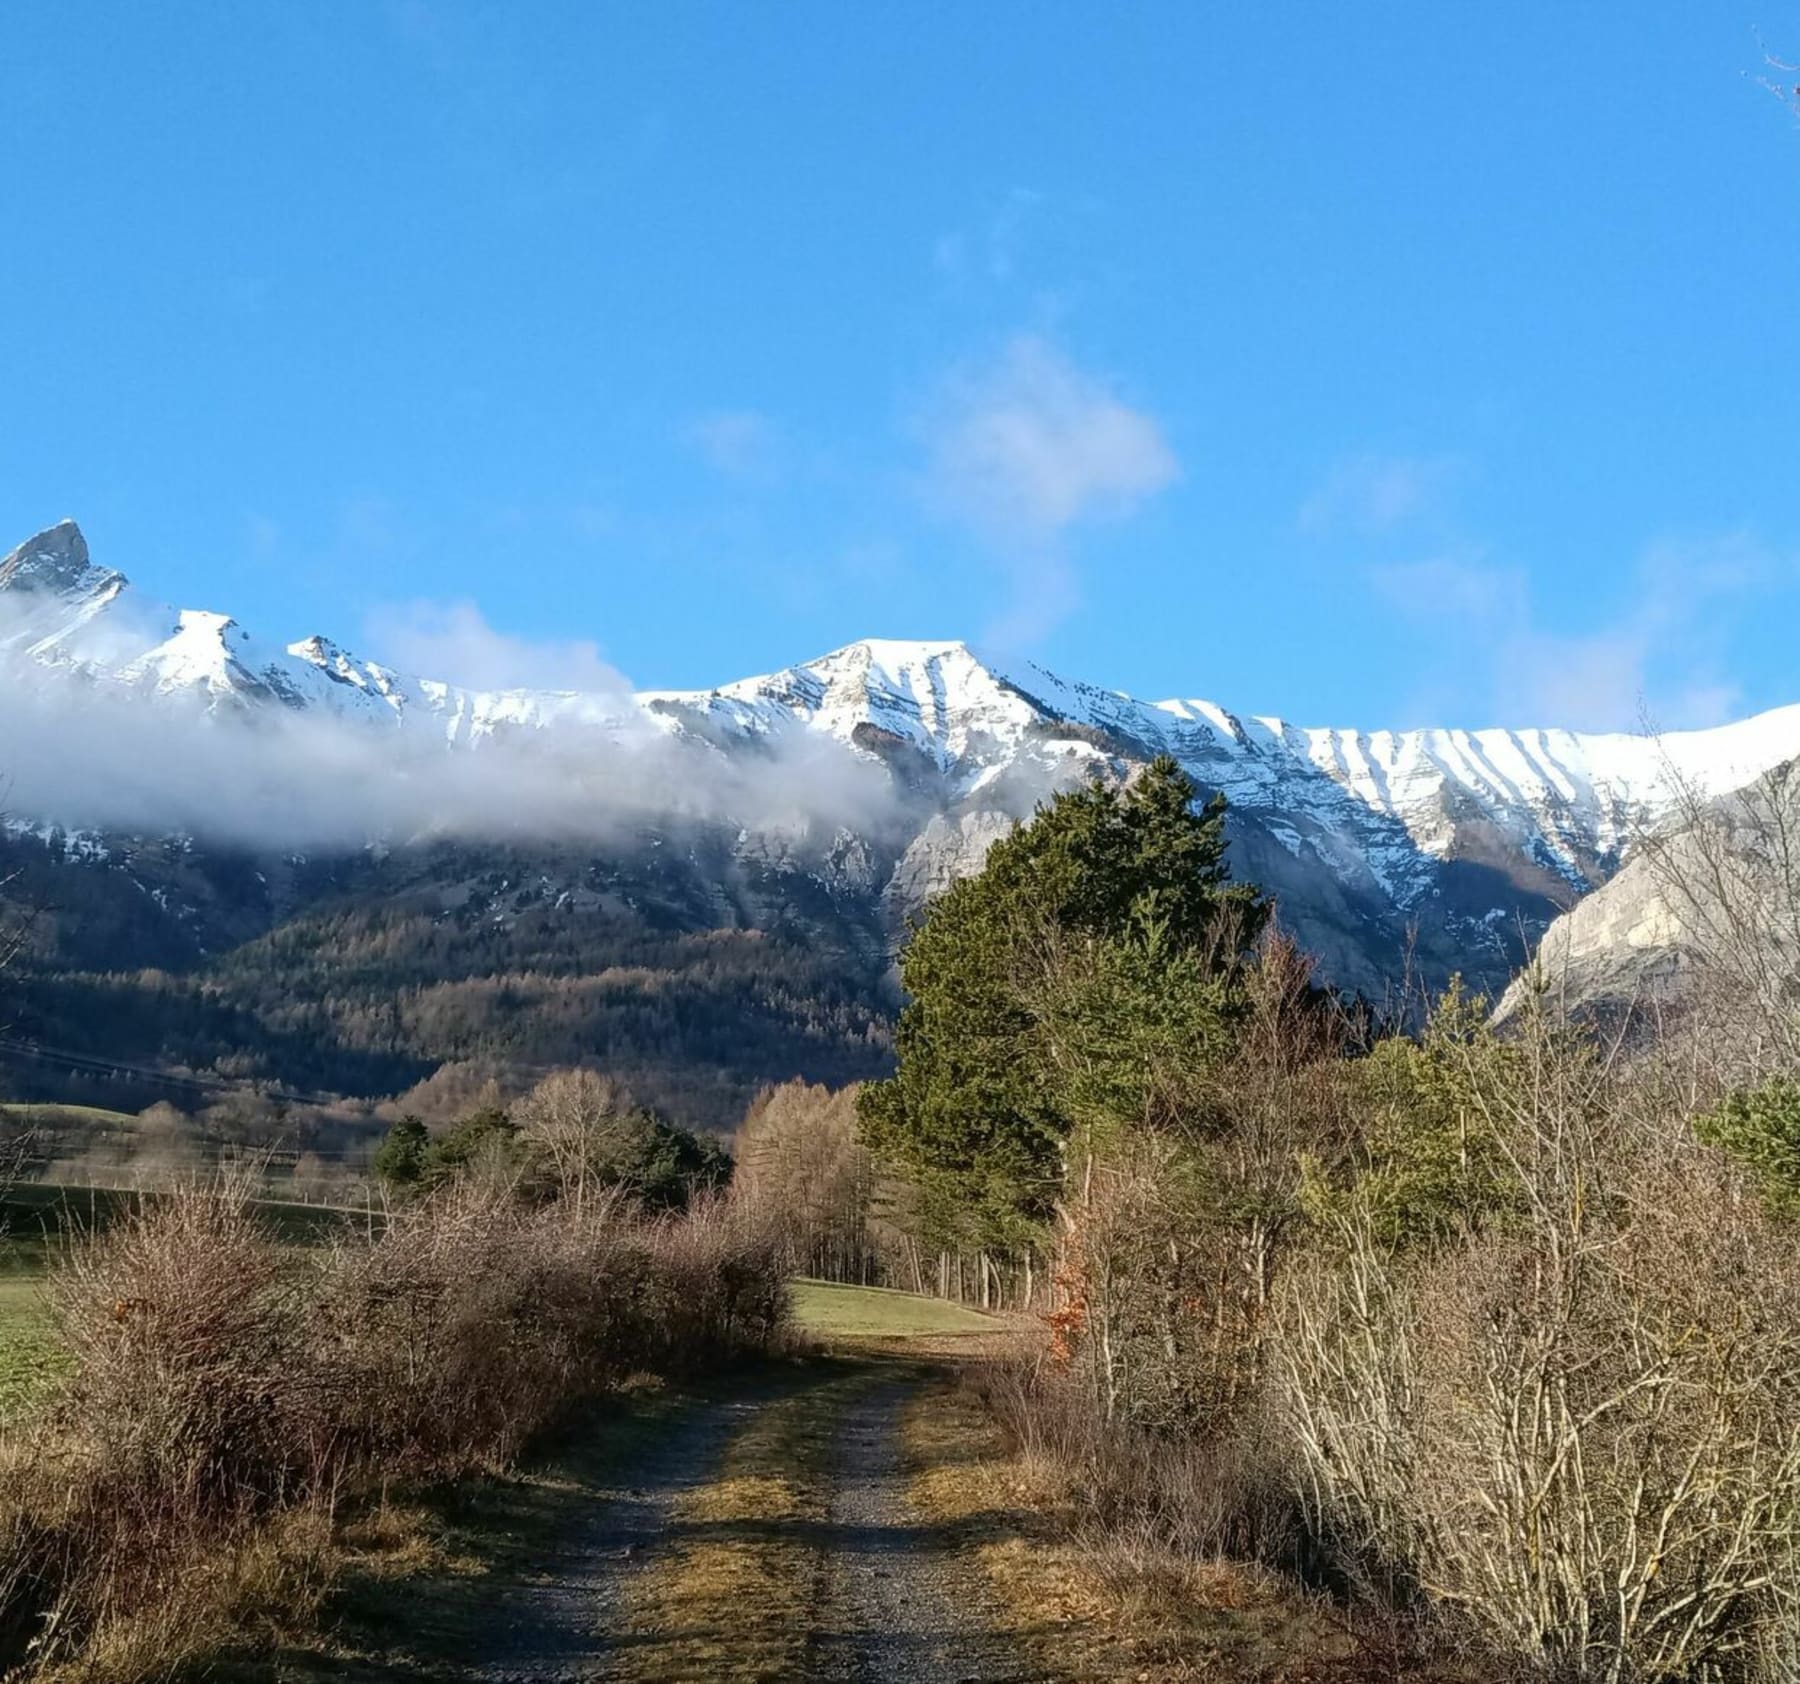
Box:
left=512, top=1068, right=632, bottom=1219
left=730, top=1079, right=924, bottom=1289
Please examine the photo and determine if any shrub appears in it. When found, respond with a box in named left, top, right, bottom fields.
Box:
left=0, top=1175, right=786, bottom=1674
left=1694, top=1074, right=1800, bottom=1219
left=1275, top=1011, right=1800, bottom=1680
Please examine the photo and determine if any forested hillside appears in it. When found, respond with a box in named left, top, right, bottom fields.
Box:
left=0, top=824, right=895, bottom=1130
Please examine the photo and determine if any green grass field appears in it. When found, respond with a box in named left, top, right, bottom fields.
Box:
left=2, top=1181, right=373, bottom=1246
left=0, top=1270, right=64, bottom=1418
left=1, top=1102, right=139, bottom=1128
left=789, top=1278, right=999, bottom=1339
left=0, top=1182, right=370, bottom=1419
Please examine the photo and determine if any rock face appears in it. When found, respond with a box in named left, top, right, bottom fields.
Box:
left=1496, top=850, right=1689, bottom=1023
left=1497, top=766, right=1800, bottom=1027
left=0, top=518, right=98, bottom=593
left=8, top=519, right=1800, bottom=1002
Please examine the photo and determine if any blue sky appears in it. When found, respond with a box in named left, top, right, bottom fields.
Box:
left=5, top=2, right=1800, bottom=730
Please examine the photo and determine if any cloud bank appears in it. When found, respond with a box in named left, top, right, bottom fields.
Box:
left=0, top=644, right=898, bottom=857
left=363, top=599, right=634, bottom=697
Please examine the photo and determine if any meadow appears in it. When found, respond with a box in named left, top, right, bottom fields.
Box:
left=0, top=1270, right=60, bottom=1420
left=789, top=1277, right=998, bottom=1339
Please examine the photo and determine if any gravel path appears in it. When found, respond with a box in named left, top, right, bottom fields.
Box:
left=467, top=1390, right=769, bottom=1684
left=812, top=1377, right=1040, bottom=1684
left=469, top=1367, right=1036, bottom=1683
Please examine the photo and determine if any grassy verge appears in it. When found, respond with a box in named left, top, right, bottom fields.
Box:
left=790, top=1277, right=1002, bottom=1340
left=604, top=1362, right=867, bottom=1683
left=0, top=1273, right=65, bottom=1418
left=0, top=1225, right=64, bottom=1418
left=903, top=1375, right=1482, bottom=1684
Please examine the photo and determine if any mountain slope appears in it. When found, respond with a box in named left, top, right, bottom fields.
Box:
left=1496, top=759, right=1800, bottom=1041
left=5, top=517, right=1799, bottom=1095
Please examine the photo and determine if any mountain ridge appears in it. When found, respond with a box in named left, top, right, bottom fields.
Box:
left=7, top=517, right=1800, bottom=1005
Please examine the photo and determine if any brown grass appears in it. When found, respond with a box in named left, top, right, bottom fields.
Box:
left=907, top=1369, right=1487, bottom=1683
left=603, top=1368, right=858, bottom=1683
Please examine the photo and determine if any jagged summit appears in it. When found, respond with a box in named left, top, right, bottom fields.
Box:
left=0, top=519, right=121, bottom=599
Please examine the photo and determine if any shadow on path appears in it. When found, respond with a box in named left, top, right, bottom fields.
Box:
left=811, top=1377, right=1041, bottom=1684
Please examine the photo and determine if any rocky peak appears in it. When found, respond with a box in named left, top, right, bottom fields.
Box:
left=0, top=520, right=122, bottom=599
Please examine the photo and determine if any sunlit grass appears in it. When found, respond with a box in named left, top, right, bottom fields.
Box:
left=0, top=1270, right=66, bottom=1418
left=789, top=1278, right=997, bottom=1338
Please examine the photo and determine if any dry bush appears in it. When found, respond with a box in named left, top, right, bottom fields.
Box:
left=0, top=1182, right=330, bottom=1675
left=977, top=1349, right=1286, bottom=1567
left=55, top=1180, right=333, bottom=1513
left=635, top=1194, right=790, bottom=1369
left=311, top=1184, right=785, bottom=1472
left=1275, top=1007, right=1800, bottom=1681
left=308, top=1183, right=583, bottom=1470
left=0, top=1173, right=786, bottom=1675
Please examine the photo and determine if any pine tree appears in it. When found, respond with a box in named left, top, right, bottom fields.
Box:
left=858, top=757, right=1263, bottom=1247
left=371, top=1114, right=429, bottom=1191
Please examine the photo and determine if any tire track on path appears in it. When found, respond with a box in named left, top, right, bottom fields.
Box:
left=812, top=1374, right=1042, bottom=1683
left=468, top=1387, right=773, bottom=1683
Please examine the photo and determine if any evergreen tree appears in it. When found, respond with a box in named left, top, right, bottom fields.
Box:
left=858, top=757, right=1263, bottom=1246
left=421, top=1104, right=520, bottom=1186
left=1695, top=1075, right=1800, bottom=1219
left=371, top=1114, right=429, bottom=1191
left=1300, top=982, right=1525, bottom=1249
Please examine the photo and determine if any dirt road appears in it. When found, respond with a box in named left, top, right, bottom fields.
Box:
left=469, top=1359, right=1039, bottom=1683
left=225, top=1285, right=1440, bottom=1684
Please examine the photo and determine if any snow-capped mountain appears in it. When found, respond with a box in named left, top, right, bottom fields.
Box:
left=6, top=517, right=1798, bottom=999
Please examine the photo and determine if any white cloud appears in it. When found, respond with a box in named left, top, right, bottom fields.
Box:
left=684, top=409, right=781, bottom=481
left=1371, top=553, right=1524, bottom=625
left=933, top=188, right=1047, bottom=286
left=1371, top=532, right=1778, bottom=730
left=364, top=600, right=632, bottom=697
left=1301, top=452, right=1458, bottom=536
left=921, top=335, right=1178, bottom=542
